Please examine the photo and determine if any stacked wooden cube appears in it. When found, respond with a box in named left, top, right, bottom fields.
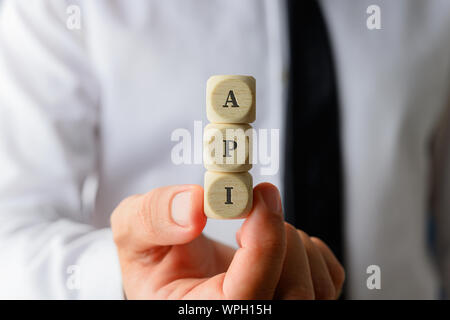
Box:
left=204, top=75, right=255, bottom=219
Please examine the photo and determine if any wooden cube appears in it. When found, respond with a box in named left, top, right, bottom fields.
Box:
left=206, top=75, right=256, bottom=124
left=203, top=123, right=253, bottom=172
left=204, top=171, right=253, bottom=219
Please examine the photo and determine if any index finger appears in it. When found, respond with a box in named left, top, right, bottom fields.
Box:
left=223, top=183, right=286, bottom=299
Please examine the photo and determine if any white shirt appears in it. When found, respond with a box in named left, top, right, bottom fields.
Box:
left=0, top=0, right=449, bottom=299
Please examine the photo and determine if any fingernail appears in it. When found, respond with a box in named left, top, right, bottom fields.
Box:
left=171, top=191, right=192, bottom=227
left=260, top=186, right=282, bottom=214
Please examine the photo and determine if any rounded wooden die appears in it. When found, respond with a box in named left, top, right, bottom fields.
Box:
left=203, top=123, right=253, bottom=172
left=206, top=75, right=256, bottom=124
left=204, top=171, right=253, bottom=219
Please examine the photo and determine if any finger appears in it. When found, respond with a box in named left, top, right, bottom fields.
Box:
left=274, top=223, right=315, bottom=300
left=310, top=237, right=345, bottom=299
left=223, top=183, right=286, bottom=300
left=211, top=240, right=236, bottom=273
left=235, top=228, right=242, bottom=248
left=111, top=184, right=206, bottom=255
left=298, top=231, right=336, bottom=300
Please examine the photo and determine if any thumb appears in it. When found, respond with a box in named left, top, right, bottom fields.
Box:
left=111, top=185, right=206, bottom=254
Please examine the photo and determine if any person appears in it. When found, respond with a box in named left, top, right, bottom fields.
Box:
left=0, top=0, right=448, bottom=299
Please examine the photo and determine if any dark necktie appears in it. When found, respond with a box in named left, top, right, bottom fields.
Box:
left=284, top=0, right=345, bottom=266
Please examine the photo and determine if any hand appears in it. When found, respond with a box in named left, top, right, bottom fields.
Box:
left=111, top=183, right=345, bottom=299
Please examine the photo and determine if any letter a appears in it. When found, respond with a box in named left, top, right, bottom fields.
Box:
left=66, top=5, right=81, bottom=30
left=223, top=90, right=240, bottom=108
left=366, top=5, right=381, bottom=30
left=366, top=265, right=381, bottom=290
